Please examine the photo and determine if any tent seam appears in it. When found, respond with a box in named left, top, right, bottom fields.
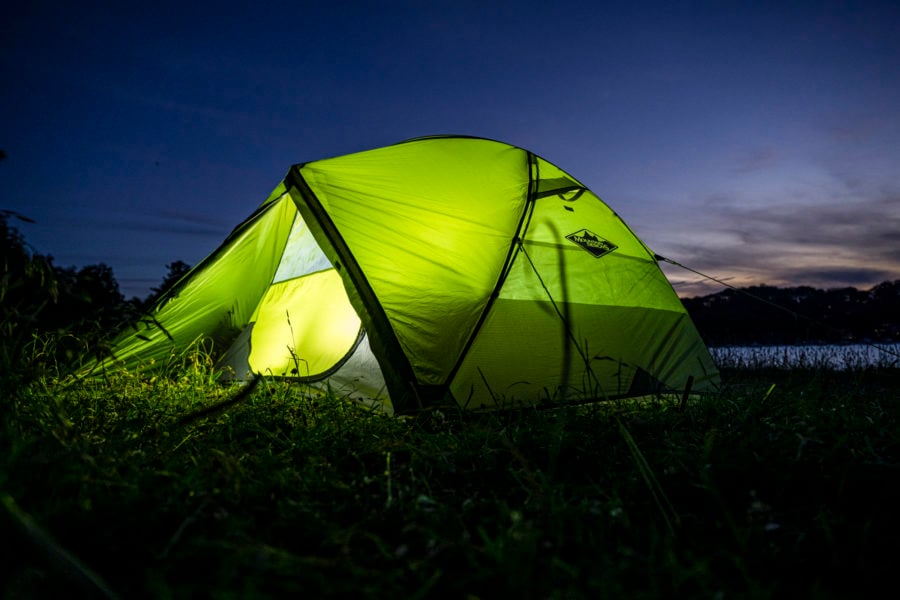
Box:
left=443, top=149, right=539, bottom=390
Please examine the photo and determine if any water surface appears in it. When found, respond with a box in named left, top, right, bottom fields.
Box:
left=710, top=343, right=900, bottom=370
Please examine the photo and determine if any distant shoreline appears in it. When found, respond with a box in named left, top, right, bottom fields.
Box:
left=682, top=280, right=900, bottom=346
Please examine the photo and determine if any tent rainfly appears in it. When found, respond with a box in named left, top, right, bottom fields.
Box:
left=99, top=136, right=719, bottom=413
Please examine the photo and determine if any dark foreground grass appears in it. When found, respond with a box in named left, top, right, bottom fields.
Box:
left=1, top=366, right=898, bottom=599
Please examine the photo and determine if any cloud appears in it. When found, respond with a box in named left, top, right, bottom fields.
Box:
left=731, top=146, right=778, bottom=175
left=116, top=222, right=227, bottom=237
left=63, top=209, right=231, bottom=239
left=148, top=208, right=227, bottom=230
left=734, top=193, right=895, bottom=246
left=819, top=111, right=894, bottom=146
left=155, top=209, right=231, bottom=231
left=655, top=186, right=900, bottom=296
left=775, top=267, right=897, bottom=286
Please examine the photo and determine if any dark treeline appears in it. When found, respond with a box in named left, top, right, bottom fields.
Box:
left=2, top=212, right=188, bottom=329
left=1, top=212, right=189, bottom=385
left=682, top=281, right=900, bottom=346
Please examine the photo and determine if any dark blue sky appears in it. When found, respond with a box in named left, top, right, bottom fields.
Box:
left=3, top=0, right=899, bottom=297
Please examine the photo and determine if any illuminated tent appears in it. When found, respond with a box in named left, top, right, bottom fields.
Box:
left=100, top=136, right=718, bottom=413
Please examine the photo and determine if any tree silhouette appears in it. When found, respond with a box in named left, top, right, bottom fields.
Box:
left=682, top=282, right=900, bottom=345
left=143, top=260, right=192, bottom=307
left=0, top=213, right=138, bottom=383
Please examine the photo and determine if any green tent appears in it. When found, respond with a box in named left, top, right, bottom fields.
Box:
left=100, top=136, right=718, bottom=413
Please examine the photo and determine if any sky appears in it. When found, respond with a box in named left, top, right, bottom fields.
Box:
left=3, top=0, right=899, bottom=299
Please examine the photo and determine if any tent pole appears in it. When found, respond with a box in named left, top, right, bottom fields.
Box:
left=678, top=375, right=694, bottom=412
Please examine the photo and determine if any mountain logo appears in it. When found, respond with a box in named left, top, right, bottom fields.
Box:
left=565, top=229, right=618, bottom=258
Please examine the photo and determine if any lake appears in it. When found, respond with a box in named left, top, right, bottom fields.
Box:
left=709, top=343, right=900, bottom=370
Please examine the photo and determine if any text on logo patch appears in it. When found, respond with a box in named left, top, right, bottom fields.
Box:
left=565, top=229, right=618, bottom=258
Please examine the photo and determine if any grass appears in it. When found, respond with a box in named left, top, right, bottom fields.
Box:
left=1, top=360, right=899, bottom=598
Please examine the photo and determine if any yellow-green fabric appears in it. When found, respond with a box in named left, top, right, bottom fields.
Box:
left=99, top=192, right=296, bottom=368
left=448, top=155, right=718, bottom=407
left=248, top=270, right=360, bottom=377
left=299, top=138, right=528, bottom=384
left=96, top=135, right=718, bottom=413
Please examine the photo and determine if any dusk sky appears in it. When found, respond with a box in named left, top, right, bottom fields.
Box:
left=3, top=1, right=899, bottom=298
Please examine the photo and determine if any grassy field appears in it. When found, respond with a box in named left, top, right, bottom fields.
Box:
left=1, top=359, right=898, bottom=599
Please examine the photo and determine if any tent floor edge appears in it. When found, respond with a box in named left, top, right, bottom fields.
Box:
left=401, top=383, right=455, bottom=415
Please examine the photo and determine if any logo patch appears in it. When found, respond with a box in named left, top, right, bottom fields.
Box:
left=565, top=229, right=618, bottom=258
